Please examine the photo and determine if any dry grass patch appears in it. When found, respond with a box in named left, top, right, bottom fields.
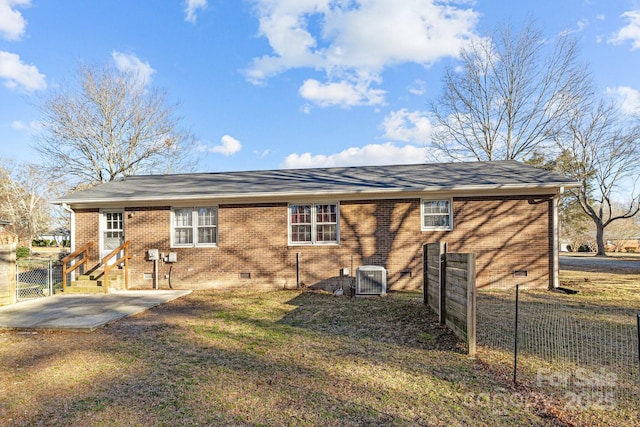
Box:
left=0, top=289, right=564, bottom=426
left=476, top=268, right=640, bottom=427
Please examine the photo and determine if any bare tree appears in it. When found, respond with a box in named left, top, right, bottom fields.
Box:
left=34, top=63, right=198, bottom=188
left=527, top=152, right=597, bottom=252
left=0, top=161, right=59, bottom=251
left=554, top=98, right=640, bottom=256
left=429, top=20, right=590, bottom=161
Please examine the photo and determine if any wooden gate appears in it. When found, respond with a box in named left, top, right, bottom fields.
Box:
left=423, top=242, right=477, bottom=356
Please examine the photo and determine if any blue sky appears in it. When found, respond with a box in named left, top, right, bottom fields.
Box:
left=1, top=0, right=639, bottom=173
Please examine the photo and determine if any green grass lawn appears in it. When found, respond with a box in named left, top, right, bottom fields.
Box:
left=1, top=289, right=564, bottom=427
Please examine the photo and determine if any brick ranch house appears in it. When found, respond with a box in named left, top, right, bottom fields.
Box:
left=53, top=160, right=578, bottom=291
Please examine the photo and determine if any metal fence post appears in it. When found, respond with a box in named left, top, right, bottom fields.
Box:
left=15, top=261, right=18, bottom=302
left=296, top=253, right=300, bottom=288
left=439, top=251, right=447, bottom=326
left=49, top=259, right=53, bottom=296
left=423, top=243, right=428, bottom=305
left=637, top=313, right=640, bottom=392
left=513, top=284, right=520, bottom=385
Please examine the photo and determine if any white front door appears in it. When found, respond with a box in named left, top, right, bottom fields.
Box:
left=100, top=210, right=124, bottom=264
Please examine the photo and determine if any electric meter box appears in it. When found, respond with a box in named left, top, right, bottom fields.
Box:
left=148, top=249, right=159, bottom=261
left=167, top=252, right=177, bottom=263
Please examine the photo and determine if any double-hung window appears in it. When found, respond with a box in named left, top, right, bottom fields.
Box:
left=172, top=207, right=218, bottom=247
left=289, top=203, right=339, bottom=245
left=421, top=199, right=453, bottom=231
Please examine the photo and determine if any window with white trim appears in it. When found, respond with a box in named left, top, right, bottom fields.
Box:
left=421, top=199, right=453, bottom=231
left=289, top=203, right=339, bottom=244
left=172, top=207, right=218, bottom=247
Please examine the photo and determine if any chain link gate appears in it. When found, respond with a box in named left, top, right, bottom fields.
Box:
left=16, top=260, right=61, bottom=302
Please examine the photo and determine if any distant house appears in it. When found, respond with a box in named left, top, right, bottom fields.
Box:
left=53, top=160, right=578, bottom=291
left=605, top=239, right=640, bottom=253
left=38, top=228, right=70, bottom=245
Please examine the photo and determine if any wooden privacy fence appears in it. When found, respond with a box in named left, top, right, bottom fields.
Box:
left=423, top=242, right=477, bottom=356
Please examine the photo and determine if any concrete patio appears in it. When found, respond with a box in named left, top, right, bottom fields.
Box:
left=0, top=290, right=191, bottom=332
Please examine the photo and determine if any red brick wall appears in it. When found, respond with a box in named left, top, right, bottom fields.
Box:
left=72, top=195, right=552, bottom=291
left=449, top=196, right=552, bottom=289
left=74, top=208, right=100, bottom=269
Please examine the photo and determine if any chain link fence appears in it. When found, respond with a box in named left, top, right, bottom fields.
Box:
left=16, top=259, right=63, bottom=301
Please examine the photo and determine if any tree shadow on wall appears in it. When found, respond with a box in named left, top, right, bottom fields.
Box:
left=449, top=197, right=553, bottom=289
left=337, top=199, right=423, bottom=291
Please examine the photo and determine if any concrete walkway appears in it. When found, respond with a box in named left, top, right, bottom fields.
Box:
left=0, top=290, right=192, bottom=332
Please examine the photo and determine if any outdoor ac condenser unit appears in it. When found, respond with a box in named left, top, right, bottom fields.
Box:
left=355, top=266, right=387, bottom=296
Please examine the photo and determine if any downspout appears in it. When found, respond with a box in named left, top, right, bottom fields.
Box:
left=552, top=187, right=563, bottom=289
left=62, top=203, right=75, bottom=253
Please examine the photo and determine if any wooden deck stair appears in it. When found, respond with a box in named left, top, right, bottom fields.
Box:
left=65, top=268, right=127, bottom=294
left=62, top=240, right=131, bottom=294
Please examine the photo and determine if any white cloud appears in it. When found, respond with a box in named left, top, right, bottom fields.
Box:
left=408, top=80, right=427, bottom=96
left=607, top=86, right=640, bottom=115
left=299, top=78, right=385, bottom=107
left=280, top=142, right=429, bottom=168
left=0, top=0, right=30, bottom=41
left=10, top=119, right=39, bottom=131
left=0, top=50, right=45, bottom=91
left=381, top=109, right=433, bottom=144
left=609, top=10, right=640, bottom=49
left=211, top=134, right=242, bottom=156
left=185, top=0, right=207, bottom=24
left=247, top=0, right=479, bottom=107
left=253, top=148, right=270, bottom=158
left=11, top=119, right=26, bottom=130
left=300, top=104, right=312, bottom=114
left=112, top=51, right=155, bottom=86
left=559, top=18, right=589, bottom=36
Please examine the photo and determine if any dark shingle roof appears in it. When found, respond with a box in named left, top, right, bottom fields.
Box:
left=54, top=160, right=578, bottom=206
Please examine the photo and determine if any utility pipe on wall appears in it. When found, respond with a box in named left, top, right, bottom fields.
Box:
left=552, top=187, right=564, bottom=289
left=153, top=258, right=158, bottom=289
